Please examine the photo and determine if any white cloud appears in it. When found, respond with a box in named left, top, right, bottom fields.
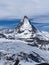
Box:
left=0, top=0, right=49, bottom=19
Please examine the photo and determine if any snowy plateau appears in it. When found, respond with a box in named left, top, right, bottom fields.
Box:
left=0, top=16, right=49, bottom=65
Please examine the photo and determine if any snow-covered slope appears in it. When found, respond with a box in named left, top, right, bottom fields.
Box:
left=0, top=39, right=49, bottom=65
left=0, top=16, right=49, bottom=65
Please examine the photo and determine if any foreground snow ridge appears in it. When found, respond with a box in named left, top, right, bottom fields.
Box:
left=0, top=16, right=49, bottom=65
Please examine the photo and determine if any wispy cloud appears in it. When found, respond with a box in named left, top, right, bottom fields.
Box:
left=0, top=0, right=49, bottom=19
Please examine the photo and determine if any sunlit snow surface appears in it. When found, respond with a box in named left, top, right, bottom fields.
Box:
left=0, top=39, right=49, bottom=65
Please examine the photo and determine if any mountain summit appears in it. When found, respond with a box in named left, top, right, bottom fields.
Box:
left=15, top=16, right=37, bottom=33
left=19, top=16, right=32, bottom=32
left=15, top=16, right=37, bottom=40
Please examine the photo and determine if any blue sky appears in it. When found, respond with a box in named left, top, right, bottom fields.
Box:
left=0, top=0, right=49, bottom=20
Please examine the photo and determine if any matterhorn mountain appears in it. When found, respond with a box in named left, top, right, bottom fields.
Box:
left=15, top=16, right=37, bottom=33
left=0, top=16, right=49, bottom=46
left=14, top=16, right=49, bottom=48
left=14, top=16, right=38, bottom=41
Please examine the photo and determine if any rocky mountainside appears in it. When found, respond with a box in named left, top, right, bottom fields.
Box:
left=14, top=16, right=38, bottom=40
left=0, top=16, right=49, bottom=48
left=0, top=16, right=49, bottom=65
left=14, top=16, right=49, bottom=49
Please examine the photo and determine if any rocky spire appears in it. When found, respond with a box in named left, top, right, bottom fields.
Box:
left=15, top=16, right=37, bottom=33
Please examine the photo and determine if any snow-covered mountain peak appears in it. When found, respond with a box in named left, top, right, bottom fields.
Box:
left=0, top=17, right=49, bottom=65
left=20, top=16, right=32, bottom=31
left=14, top=16, right=37, bottom=39
left=15, top=16, right=32, bottom=32
left=15, top=16, right=38, bottom=33
left=0, top=16, right=49, bottom=44
left=14, top=16, right=49, bottom=42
